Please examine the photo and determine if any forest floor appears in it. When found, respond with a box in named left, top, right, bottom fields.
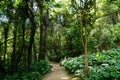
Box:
left=42, top=61, right=73, bottom=80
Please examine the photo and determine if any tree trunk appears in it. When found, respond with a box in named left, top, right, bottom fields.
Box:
left=17, top=20, right=26, bottom=67
left=27, top=24, right=36, bottom=67
left=11, top=18, right=17, bottom=73
left=33, top=43, right=37, bottom=61
left=80, top=1, right=89, bottom=76
left=37, top=0, right=49, bottom=60
left=25, top=0, right=37, bottom=68
left=39, top=19, right=46, bottom=60
left=83, top=37, right=89, bottom=77
left=4, top=26, right=9, bottom=63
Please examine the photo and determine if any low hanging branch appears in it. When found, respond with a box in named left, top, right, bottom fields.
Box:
left=95, top=10, right=120, bottom=20
left=0, top=32, right=31, bottom=46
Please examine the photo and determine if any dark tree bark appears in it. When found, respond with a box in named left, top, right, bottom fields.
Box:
left=3, top=26, right=9, bottom=63
left=38, top=0, right=45, bottom=60
left=25, top=0, right=37, bottom=67
left=27, top=21, right=36, bottom=67
left=16, top=20, right=26, bottom=67
left=21, top=21, right=25, bottom=60
left=33, top=43, right=37, bottom=61
left=11, top=16, right=18, bottom=73
left=66, top=35, right=73, bottom=57
left=36, top=0, right=49, bottom=60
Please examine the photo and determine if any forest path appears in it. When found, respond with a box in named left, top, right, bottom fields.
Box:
left=42, top=61, right=73, bottom=80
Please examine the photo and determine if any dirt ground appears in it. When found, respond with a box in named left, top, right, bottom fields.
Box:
left=42, top=62, right=72, bottom=80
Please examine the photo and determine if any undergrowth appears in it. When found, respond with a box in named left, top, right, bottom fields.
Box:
left=1, top=60, right=51, bottom=80
left=61, top=47, right=120, bottom=80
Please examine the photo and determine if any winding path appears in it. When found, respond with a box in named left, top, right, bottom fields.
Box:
left=42, top=62, right=72, bottom=80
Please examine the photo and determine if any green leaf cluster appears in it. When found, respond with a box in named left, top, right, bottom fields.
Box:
left=2, top=60, right=51, bottom=80
left=30, top=60, right=52, bottom=75
left=61, top=47, right=120, bottom=80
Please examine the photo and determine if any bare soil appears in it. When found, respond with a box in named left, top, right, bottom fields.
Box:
left=42, top=61, right=72, bottom=80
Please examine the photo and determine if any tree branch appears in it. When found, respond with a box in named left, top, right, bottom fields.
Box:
left=95, top=10, right=120, bottom=20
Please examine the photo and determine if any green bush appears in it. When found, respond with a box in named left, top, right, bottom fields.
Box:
left=61, top=47, right=120, bottom=80
left=3, top=60, right=51, bottom=80
left=4, top=71, right=42, bottom=80
left=30, top=60, right=52, bottom=75
left=21, top=71, right=42, bottom=80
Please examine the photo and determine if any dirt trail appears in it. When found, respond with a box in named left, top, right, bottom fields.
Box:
left=42, top=62, right=72, bottom=80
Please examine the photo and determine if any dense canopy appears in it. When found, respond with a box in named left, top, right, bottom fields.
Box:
left=0, top=0, right=120, bottom=80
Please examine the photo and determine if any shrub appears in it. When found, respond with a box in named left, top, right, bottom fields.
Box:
left=2, top=60, right=51, bottom=80
left=30, top=60, right=52, bottom=75
left=61, top=47, right=120, bottom=80
left=4, top=71, right=42, bottom=80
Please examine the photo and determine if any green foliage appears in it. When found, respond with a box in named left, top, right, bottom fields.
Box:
left=4, top=71, right=42, bottom=80
left=30, top=60, right=52, bottom=75
left=47, top=52, right=65, bottom=62
left=61, top=56, right=84, bottom=73
left=89, top=23, right=120, bottom=51
left=1, top=60, right=51, bottom=80
left=0, top=0, right=120, bottom=79
left=61, top=47, right=120, bottom=80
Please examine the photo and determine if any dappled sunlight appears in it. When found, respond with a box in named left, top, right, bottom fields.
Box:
left=0, top=0, right=120, bottom=79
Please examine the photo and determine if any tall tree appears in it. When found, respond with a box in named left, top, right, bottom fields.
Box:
left=36, top=0, right=49, bottom=60
left=25, top=0, right=37, bottom=67
left=11, top=11, right=18, bottom=73
left=3, top=24, right=9, bottom=63
left=79, top=0, right=96, bottom=76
